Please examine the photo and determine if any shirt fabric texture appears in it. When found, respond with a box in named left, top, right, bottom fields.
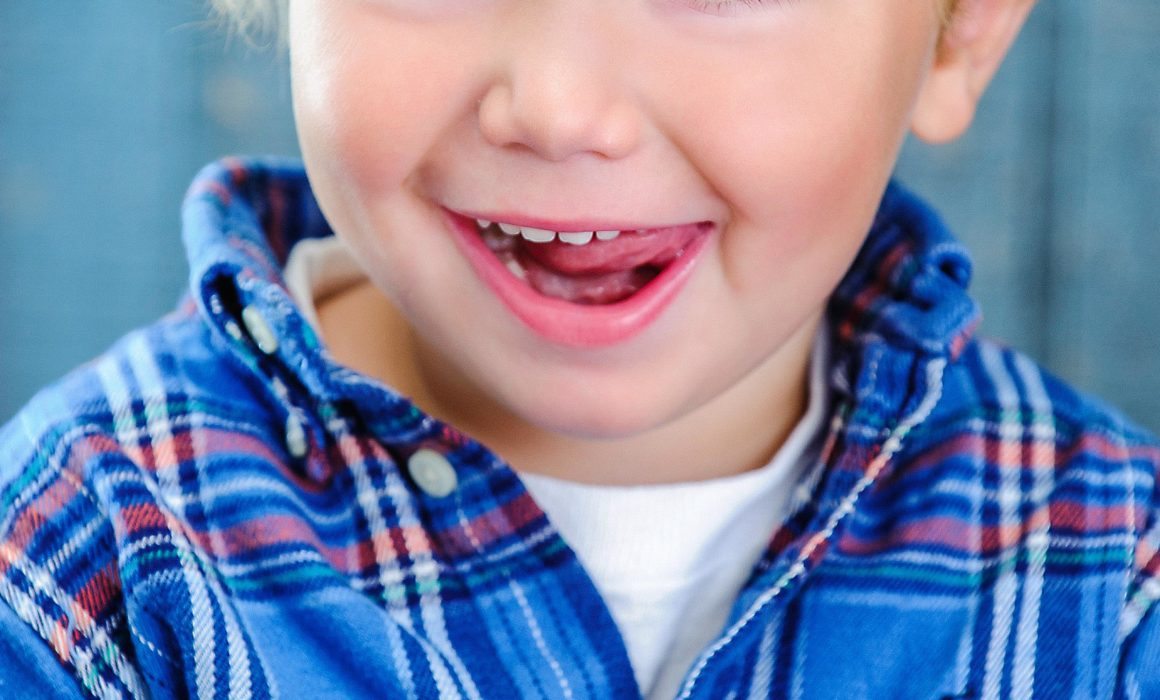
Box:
left=1, top=158, right=1159, bottom=699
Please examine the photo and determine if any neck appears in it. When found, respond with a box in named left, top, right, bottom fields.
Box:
left=318, top=280, right=817, bottom=485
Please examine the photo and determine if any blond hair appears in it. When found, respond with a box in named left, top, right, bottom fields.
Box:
left=209, top=0, right=283, bottom=41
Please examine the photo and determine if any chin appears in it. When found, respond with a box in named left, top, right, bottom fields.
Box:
left=504, top=383, right=681, bottom=442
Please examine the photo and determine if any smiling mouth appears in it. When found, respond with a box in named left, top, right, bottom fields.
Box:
left=472, top=218, right=712, bottom=305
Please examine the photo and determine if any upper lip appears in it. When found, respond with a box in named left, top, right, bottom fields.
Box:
left=449, top=208, right=710, bottom=233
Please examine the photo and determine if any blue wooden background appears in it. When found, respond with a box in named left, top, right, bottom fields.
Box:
left=2, top=1, right=1159, bottom=433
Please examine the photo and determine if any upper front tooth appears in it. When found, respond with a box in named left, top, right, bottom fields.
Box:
left=520, top=226, right=556, bottom=243
left=595, top=230, right=621, bottom=241
left=559, top=231, right=594, bottom=245
left=498, top=223, right=521, bottom=236
left=475, top=218, right=493, bottom=229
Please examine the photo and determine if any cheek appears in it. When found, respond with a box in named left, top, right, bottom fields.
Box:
left=652, top=8, right=930, bottom=211
left=662, top=27, right=931, bottom=295
left=290, top=5, right=482, bottom=198
left=289, top=6, right=497, bottom=318
left=707, top=62, right=913, bottom=223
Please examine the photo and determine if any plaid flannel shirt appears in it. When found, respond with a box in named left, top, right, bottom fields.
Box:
left=1, top=158, right=1159, bottom=699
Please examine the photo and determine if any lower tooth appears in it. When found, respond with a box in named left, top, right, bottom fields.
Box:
left=505, top=258, right=527, bottom=280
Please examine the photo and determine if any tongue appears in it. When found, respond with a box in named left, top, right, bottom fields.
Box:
left=522, top=262, right=658, bottom=305
left=481, top=223, right=707, bottom=305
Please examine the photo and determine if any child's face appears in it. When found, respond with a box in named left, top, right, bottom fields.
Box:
left=289, top=1, right=946, bottom=440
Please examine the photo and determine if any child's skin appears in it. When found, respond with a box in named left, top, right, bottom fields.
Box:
left=289, top=0, right=1035, bottom=485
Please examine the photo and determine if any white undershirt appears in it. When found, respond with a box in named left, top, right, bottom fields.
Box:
left=284, top=236, right=830, bottom=699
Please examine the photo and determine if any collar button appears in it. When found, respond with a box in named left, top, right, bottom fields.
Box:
left=285, top=415, right=309, bottom=460
left=241, top=305, right=279, bottom=355
left=407, top=449, right=458, bottom=498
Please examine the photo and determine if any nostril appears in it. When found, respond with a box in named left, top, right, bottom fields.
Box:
left=477, top=83, right=520, bottom=148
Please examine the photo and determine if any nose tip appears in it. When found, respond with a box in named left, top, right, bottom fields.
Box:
left=477, top=71, right=641, bottom=162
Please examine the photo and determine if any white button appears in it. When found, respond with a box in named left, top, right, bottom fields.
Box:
left=407, top=449, right=458, bottom=498
left=241, top=305, right=279, bottom=355
left=285, top=416, right=308, bottom=459
left=224, top=319, right=245, bottom=343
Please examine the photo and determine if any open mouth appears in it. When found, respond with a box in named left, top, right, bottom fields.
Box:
left=443, top=208, right=715, bottom=346
left=472, top=217, right=713, bottom=305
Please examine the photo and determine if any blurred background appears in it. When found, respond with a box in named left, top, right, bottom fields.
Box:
left=1, top=1, right=1158, bottom=432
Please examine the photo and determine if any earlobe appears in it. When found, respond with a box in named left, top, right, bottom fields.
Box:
left=911, top=60, right=977, bottom=144
left=910, top=0, right=1038, bottom=144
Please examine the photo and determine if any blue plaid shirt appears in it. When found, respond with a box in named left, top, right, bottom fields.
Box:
left=2, top=158, right=1159, bottom=699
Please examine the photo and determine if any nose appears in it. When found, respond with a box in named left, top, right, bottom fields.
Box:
left=477, top=5, right=642, bottom=162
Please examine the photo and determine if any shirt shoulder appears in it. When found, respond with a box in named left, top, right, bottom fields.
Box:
left=895, top=337, right=1160, bottom=637
left=1, top=303, right=284, bottom=477
left=0, top=307, right=285, bottom=698
left=918, top=336, right=1160, bottom=478
left=939, top=337, right=1159, bottom=444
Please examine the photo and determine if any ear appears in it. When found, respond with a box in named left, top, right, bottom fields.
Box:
left=911, top=0, right=1038, bottom=144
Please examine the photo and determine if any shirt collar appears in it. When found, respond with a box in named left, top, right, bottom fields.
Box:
left=182, top=157, right=439, bottom=451
left=830, top=181, right=980, bottom=360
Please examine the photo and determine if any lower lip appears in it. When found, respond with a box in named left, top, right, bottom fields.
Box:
left=443, top=211, right=713, bottom=348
